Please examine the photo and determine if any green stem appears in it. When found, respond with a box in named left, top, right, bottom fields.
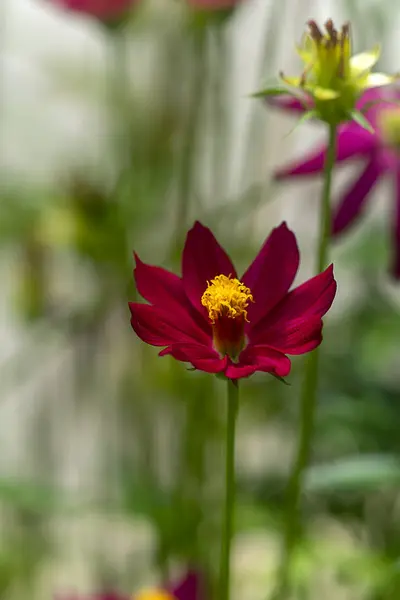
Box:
left=219, top=379, right=239, bottom=600
left=272, top=122, right=337, bottom=600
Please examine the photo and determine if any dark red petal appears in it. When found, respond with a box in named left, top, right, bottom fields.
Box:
left=274, top=126, right=376, bottom=179
left=391, top=167, right=400, bottom=279
left=160, top=344, right=227, bottom=374
left=332, top=159, right=383, bottom=236
left=134, top=254, right=210, bottom=339
left=226, top=346, right=291, bottom=380
left=242, top=222, right=299, bottom=327
left=182, top=221, right=236, bottom=313
left=225, top=363, right=258, bottom=379
left=129, top=303, right=209, bottom=347
left=168, top=571, right=203, bottom=600
left=134, top=253, right=184, bottom=308
left=254, top=315, right=323, bottom=355
left=252, top=264, right=336, bottom=345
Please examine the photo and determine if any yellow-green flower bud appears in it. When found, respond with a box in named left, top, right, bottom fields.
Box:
left=280, top=19, right=397, bottom=125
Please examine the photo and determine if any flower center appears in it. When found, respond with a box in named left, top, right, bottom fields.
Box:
left=201, top=274, right=254, bottom=360
left=201, top=274, right=253, bottom=323
left=378, top=107, right=400, bottom=151
left=134, top=590, right=174, bottom=600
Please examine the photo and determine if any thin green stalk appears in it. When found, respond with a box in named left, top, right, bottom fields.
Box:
left=272, top=122, right=337, bottom=600
left=219, top=379, right=239, bottom=600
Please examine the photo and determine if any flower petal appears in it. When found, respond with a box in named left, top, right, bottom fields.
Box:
left=134, top=254, right=210, bottom=341
left=391, top=167, right=400, bottom=279
left=182, top=221, right=236, bottom=314
left=365, top=73, right=396, bottom=89
left=350, top=46, right=380, bottom=77
left=168, top=571, right=203, bottom=600
left=313, top=87, right=340, bottom=100
left=263, top=94, right=311, bottom=114
left=255, top=315, right=324, bottom=355
left=280, top=75, right=303, bottom=87
left=242, top=223, right=299, bottom=327
left=134, top=253, right=184, bottom=309
left=160, top=344, right=227, bottom=374
left=332, top=158, right=383, bottom=236
left=275, top=125, right=376, bottom=179
left=129, top=303, right=209, bottom=347
left=226, top=346, right=291, bottom=380
left=251, top=264, right=336, bottom=349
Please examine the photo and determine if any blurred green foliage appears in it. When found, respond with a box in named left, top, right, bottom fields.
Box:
left=1, top=0, right=400, bottom=599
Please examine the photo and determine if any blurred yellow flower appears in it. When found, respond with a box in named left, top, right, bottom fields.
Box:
left=280, top=19, right=396, bottom=124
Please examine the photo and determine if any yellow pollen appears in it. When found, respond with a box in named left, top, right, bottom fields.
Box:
left=134, top=590, right=174, bottom=600
left=201, top=274, right=254, bottom=324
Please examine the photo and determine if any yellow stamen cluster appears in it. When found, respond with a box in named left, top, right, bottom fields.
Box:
left=378, top=108, right=400, bottom=150
left=134, top=590, right=174, bottom=600
left=201, top=274, right=254, bottom=324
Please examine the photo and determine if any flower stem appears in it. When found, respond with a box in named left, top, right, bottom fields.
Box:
left=219, top=379, right=239, bottom=600
left=272, top=122, right=337, bottom=599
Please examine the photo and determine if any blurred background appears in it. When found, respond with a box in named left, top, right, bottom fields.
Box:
left=2, top=0, right=400, bottom=598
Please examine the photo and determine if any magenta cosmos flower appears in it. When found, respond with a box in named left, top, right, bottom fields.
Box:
left=129, top=222, right=336, bottom=380
left=269, top=86, right=400, bottom=277
left=56, top=571, right=202, bottom=600
left=48, top=0, right=139, bottom=20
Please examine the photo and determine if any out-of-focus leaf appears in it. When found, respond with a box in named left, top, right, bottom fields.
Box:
left=305, top=455, right=400, bottom=493
left=0, top=478, right=108, bottom=516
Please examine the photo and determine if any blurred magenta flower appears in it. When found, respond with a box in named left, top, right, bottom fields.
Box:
left=270, top=86, right=400, bottom=277
left=129, top=221, right=336, bottom=380
left=48, top=0, right=139, bottom=21
left=56, top=571, right=202, bottom=600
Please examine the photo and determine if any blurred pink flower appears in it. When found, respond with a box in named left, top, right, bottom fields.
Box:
left=49, top=0, right=139, bottom=21
left=269, top=86, right=400, bottom=278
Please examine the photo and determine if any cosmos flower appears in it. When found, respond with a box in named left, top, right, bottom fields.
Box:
left=129, top=221, right=336, bottom=380
left=47, top=0, right=139, bottom=21
left=56, top=571, right=202, bottom=600
left=270, top=85, right=400, bottom=278
left=259, top=19, right=395, bottom=125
